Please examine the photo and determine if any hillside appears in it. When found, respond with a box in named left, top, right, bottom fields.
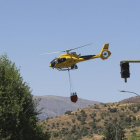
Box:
left=40, top=102, right=140, bottom=140
left=120, top=96, right=140, bottom=103
left=34, top=95, right=100, bottom=120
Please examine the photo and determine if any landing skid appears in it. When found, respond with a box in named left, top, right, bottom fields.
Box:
left=57, top=67, right=77, bottom=71
left=57, top=65, right=78, bottom=71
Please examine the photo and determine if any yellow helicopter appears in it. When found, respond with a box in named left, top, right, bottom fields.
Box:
left=39, top=43, right=111, bottom=71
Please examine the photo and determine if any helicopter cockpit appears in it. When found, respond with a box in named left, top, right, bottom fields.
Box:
left=50, top=58, right=66, bottom=68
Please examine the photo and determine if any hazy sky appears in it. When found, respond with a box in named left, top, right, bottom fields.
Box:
left=1, top=1, right=140, bottom=103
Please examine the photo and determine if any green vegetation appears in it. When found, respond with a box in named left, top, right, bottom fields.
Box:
left=0, top=54, right=50, bottom=140
left=127, top=133, right=140, bottom=140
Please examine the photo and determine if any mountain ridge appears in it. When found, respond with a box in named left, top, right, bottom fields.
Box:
left=33, top=95, right=101, bottom=120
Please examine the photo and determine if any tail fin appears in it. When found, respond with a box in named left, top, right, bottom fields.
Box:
left=100, top=43, right=111, bottom=60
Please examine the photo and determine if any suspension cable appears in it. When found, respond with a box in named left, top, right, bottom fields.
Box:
left=68, top=70, right=72, bottom=94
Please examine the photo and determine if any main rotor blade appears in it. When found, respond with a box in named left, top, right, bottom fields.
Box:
left=68, top=43, right=92, bottom=51
left=38, top=43, right=92, bottom=55
left=38, top=51, right=63, bottom=55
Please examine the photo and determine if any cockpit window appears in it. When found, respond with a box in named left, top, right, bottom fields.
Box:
left=51, top=59, right=56, bottom=63
left=57, top=58, right=66, bottom=63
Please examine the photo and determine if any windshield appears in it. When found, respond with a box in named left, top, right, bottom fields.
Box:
left=50, top=59, right=56, bottom=63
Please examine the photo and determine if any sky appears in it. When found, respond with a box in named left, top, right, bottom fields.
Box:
left=0, top=1, right=140, bottom=103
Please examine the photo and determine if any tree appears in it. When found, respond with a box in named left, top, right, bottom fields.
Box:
left=65, top=110, right=72, bottom=115
left=109, top=107, right=117, bottom=113
left=103, top=123, right=116, bottom=140
left=0, top=54, right=50, bottom=140
left=103, top=123, right=126, bottom=140
left=117, top=125, right=125, bottom=140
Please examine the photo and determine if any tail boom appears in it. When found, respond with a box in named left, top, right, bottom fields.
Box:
left=75, top=43, right=111, bottom=63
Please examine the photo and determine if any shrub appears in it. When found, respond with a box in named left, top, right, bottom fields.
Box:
left=65, top=111, right=72, bottom=115
left=72, top=119, right=75, bottom=123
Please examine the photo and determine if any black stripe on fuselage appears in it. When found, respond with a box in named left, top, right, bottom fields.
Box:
left=79, top=55, right=95, bottom=60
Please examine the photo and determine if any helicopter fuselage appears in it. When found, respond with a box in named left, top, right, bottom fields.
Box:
left=49, top=53, right=99, bottom=69
left=49, top=43, right=111, bottom=70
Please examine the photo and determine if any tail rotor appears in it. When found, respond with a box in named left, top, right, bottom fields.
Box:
left=100, top=43, right=111, bottom=60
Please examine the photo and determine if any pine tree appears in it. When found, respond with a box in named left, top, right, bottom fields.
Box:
left=0, top=54, right=50, bottom=140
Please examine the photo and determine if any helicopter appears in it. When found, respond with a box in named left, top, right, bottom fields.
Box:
left=39, top=43, right=111, bottom=103
left=39, top=43, right=111, bottom=71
